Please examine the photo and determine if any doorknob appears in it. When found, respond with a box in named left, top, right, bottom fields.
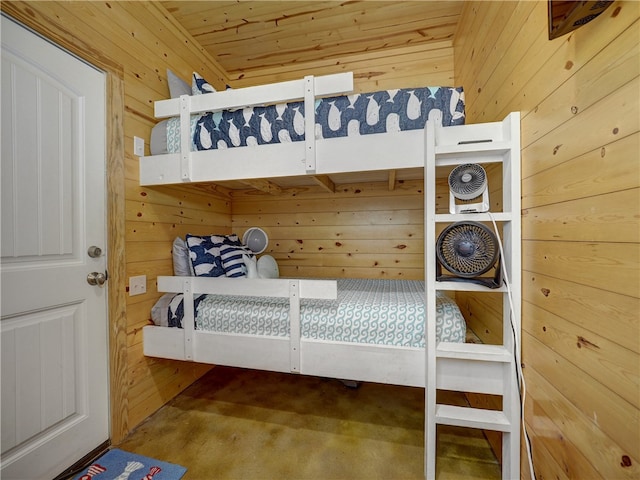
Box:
left=87, top=271, right=108, bottom=286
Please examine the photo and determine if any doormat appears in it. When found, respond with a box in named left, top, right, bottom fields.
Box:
left=73, top=448, right=186, bottom=480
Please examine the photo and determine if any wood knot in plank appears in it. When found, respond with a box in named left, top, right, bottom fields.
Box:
left=541, top=288, right=550, bottom=297
left=576, top=336, right=599, bottom=349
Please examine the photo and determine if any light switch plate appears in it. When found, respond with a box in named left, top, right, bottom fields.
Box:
left=129, top=275, right=146, bottom=296
left=134, top=136, right=145, bottom=156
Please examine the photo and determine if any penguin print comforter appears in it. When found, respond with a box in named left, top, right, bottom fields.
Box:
left=152, top=86, right=465, bottom=155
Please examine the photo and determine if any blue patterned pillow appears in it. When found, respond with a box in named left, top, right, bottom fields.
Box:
left=185, top=234, right=225, bottom=277
left=192, top=72, right=216, bottom=95
left=217, top=236, right=254, bottom=277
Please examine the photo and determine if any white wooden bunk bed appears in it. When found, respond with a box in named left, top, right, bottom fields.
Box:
left=139, top=72, right=522, bottom=479
left=140, top=71, right=469, bottom=387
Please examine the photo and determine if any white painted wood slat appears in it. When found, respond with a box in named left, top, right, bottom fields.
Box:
left=154, top=72, right=354, bottom=117
left=435, top=405, right=511, bottom=431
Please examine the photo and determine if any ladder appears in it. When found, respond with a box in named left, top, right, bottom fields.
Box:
left=424, top=112, right=522, bottom=479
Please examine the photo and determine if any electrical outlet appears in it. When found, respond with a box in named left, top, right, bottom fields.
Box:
left=134, top=136, right=145, bottom=156
left=129, top=275, right=146, bottom=296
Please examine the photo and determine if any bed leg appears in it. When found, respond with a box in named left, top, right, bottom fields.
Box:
left=339, top=380, right=360, bottom=389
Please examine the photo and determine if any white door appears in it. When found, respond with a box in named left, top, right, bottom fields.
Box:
left=0, top=15, right=109, bottom=480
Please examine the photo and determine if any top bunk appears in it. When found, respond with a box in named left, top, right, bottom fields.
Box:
left=138, top=72, right=465, bottom=189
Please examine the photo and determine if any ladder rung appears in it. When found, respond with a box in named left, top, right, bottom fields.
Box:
left=436, top=342, right=513, bottom=363
left=435, top=404, right=512, bottom=432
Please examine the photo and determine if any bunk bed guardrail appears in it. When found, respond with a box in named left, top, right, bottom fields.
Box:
left=143, top=276, right=441, bottom=386
left=139, top=71, right=464, bottom=186
left=150, top=72, right=354, bottom=182
left=144, top=276, right=338, bottom=373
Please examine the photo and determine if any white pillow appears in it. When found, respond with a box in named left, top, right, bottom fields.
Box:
left=257, top=255, right=279, bottom=279
left=244, top=254, right=259, bottom=279
left=167, top=69, right=191, bottom=98
left=172, top=236, right=193, bottom=276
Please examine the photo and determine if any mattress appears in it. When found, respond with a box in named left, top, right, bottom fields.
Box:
left=150, top=86, right=465, bottom=155
left=151, top=278, right=466, bottom=347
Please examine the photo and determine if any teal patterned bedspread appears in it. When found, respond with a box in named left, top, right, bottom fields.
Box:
left=196, top=278, right=466, bottom=347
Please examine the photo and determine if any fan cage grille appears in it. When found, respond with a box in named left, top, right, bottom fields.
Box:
left=448, top=164, right=487, bottom=200
left=436, top=221, right=498, bottom=277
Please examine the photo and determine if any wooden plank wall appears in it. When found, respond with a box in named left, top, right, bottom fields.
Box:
left=172, top=0, right=461, bottom=88
left=454, top=1, right=639, bottom=479
left=231, top=179, right=450, bottom=280
left=1, top=1, right=232, bottom=442
left=227, top=30, right=455, bottom=92
left=229, top=41, right=455, bottom=93
left=226, top=3, right=459, bottom=271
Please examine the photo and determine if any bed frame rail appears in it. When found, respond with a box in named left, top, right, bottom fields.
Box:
left=153, top=73, right=354, bottom=119
left=152, top=276, right=337, bottom=370
left=149, top=73, right=353, bottom=182
left=144, top=276, right=430, bottom=386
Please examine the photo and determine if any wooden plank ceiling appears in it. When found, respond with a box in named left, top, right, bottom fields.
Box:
left=160, top=1, right=462, bottom=75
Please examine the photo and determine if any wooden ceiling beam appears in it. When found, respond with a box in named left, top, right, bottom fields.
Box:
left=311, top=175, right=335, bottom=193
left=388, top=170, right=397, bottom=191
left=240, top=179, right=282, bottom=195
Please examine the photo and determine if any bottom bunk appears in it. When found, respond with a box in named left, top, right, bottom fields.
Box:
left=144, top=277, right=482, bottom=389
